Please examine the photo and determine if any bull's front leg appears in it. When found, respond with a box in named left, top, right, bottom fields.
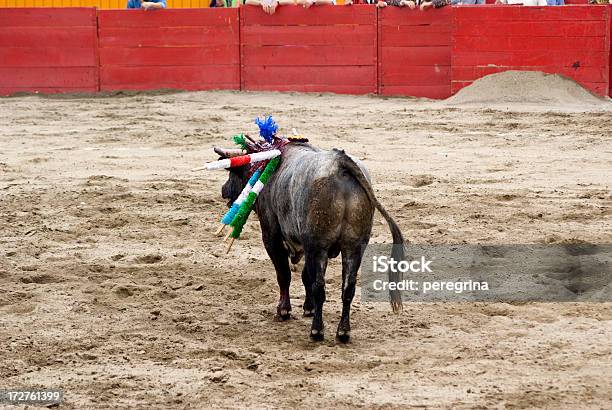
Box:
left=305, top=249, right=328, bottom=341
left=261, top=222, right=292, bottom=321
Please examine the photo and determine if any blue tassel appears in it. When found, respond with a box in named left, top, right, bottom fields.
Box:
left=220, top=170, right=262, bottom=225
left=247, top=169, right=263, bottom=188
left=221, top=203, right=240, bottom=225
left=255, top=115, right=278, bottom=143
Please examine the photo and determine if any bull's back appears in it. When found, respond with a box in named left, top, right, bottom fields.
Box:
left=264, top=145, right=374, bottom=251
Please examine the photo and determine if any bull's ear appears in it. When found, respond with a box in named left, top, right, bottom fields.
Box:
left=214, top=147, right=244, bottom=158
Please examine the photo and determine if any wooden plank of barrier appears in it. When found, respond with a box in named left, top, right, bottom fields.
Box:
left=243, top=65, right=375, bottom=86
left=99, top=27, right=231, bottom=47
left=454, top=5, right=607, bottom=21
left=241, top=24, right=376, bottom=45
left=100, top=65, right=239, bottom=90
left=381, top=26, right=452, bottom=47
left=383, top=66, right=451, bottom=86
left=0, top=86, right=97, bottom=94
left=381, top=85, right=451, bottom=100
left=100, top=45, right=239, bottom=66
left=0, top=7, right=95, bottom=26
left=98, top=8, right=236, bottom=27
left=454, top=20, right=607, bottom=37
left=0, top=47, right=97, bottom=66
left=0, top=26, right=96, bottom=47
left=243, top=45, right=376, bottom=66
left=453, top=51, right=608, bottom=68
left=244, top=83, right=376, bottom=94
left=453, top=36, right=608, bottom=52
left=381, top=46, right=451, bottom=67
left=0, top=67, right=98, bottom=87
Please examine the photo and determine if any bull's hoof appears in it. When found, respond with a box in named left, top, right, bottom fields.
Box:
left=310, top=329, right=324, bottom=341
left=336, top=330, right=351, bottom=344
left=303, top=301, right=315, bottom=317
left=275, top=308, right=291, bottom=321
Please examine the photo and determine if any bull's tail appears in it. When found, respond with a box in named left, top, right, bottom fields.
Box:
left=336, top=149, right=405, bottom=313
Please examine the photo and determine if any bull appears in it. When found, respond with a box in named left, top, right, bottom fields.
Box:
left=218, top=141, right=405, bottom=343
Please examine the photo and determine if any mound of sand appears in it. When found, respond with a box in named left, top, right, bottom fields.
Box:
left=446, top=71, right=608, bottom=106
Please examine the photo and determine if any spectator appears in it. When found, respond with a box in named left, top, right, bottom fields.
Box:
left=210, top=0, right=248, bottom=6
left=420, top=0, right=482, bottom=10
left=297, top=0, right=336, bottom=8
left=127, top=0, right=166, bottom=8
left=244, top=0, right=334, bottom=14
left=127, top=0, right=166, bottom=10
left=495, top=0, right=547, bottom=5
left=377, top=0, right=416, bottom=8
left=244, top=0, right=293, bottom=14
left=419, top=0, right=451, bottom=10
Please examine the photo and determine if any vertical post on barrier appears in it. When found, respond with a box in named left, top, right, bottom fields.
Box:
left=239, top=6, right=244, bottom=92
left=606, top=5, right=612, bottom=97
left=376, top=7, right=381, bottom=95
left=95, top=7, right=101, bottom=93
left=451, top=5, right=456, bottom=96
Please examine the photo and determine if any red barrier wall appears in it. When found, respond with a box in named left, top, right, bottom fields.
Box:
left=379, top=7, right=452, bottom=99
left=98, top=9, right=240, bottom=91
left=452, top=5, right=610, bottom=96
left=0, top=8, right=98, bottom=96
left=240, top=5, right=377, bottom=94
left=0, top=6, right=610, bottom=98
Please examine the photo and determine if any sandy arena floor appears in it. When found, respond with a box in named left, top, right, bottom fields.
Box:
left=1, top=89, right=611, bottom=408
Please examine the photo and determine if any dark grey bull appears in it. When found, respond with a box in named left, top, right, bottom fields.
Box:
left=220, top=142, right=404, bottom=343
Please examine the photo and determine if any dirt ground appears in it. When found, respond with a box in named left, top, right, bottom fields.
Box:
left=1, top=89, right=611, bottom=409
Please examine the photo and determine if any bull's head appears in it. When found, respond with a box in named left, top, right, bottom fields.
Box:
left=216, top=147, right=249, bottom=208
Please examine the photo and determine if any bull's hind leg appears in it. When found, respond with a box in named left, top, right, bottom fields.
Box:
left=301, top=265, right=315, bottom=317
left=336, top=247, right=363, bottom=343
left=261, top=222, right=292, bottom=321
left=304, top=249, right=328, bottom=341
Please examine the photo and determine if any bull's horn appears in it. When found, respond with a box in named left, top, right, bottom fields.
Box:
left=214, top=147, right=245, bottom=158
left=244, top=134, right=260, bottom=144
